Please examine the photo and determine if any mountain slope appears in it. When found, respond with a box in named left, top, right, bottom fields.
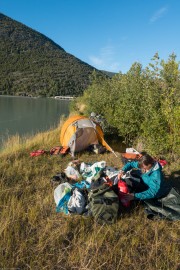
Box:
left=0, top=13, right=105, bottom=97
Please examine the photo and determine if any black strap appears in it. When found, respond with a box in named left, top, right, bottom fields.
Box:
left=92, top=197, right=118, bottom=205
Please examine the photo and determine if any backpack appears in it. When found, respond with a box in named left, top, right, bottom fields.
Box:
left=121, top=152, right=142, bottom=164
left=87, top=184, right=119, bottom=225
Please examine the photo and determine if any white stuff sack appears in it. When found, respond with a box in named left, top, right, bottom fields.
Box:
left=126, top=148, right=140, bottom=154
left=54, top=182, right=72, bottom=206
left=64, top=164, right=80, bottom=180
left=67, top=188, right=86, bottom=214
left=81, top=161, right=106, bottom=184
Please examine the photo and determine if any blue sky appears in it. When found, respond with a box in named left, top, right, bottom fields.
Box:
left=1, top=0, right=180, bottom=73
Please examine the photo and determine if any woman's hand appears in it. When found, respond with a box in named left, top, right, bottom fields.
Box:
left=118, top=170, right=125, bottom=180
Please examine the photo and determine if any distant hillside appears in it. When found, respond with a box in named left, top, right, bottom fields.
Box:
left=0, top=13, right=106, bottom=97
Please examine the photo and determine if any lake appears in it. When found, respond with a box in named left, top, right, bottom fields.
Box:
left=0, top=95, right=126, bottom=152
left=0, top=96, right=70, bottom=146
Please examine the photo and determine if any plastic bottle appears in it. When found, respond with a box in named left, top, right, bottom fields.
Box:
left=118, top=180, right=130, bottom=207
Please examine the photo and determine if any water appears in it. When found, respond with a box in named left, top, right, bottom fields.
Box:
left=0, top=96, right=70, bottom=146
left=0, top=95, right=126, bottom=152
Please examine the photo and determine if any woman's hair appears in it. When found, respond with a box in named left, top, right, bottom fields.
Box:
left=138, top=153, right=155, bottom=168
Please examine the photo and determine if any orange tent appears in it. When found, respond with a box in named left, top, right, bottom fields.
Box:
left=60, top=115, right=116, bottom=156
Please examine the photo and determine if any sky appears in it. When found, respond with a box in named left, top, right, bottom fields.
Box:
left=1, top=0, right=180, bottom=73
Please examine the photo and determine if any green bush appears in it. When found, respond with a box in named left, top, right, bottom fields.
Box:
left=73, top=53, right=180, bottom=157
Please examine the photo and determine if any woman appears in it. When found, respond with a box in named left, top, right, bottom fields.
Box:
left=118, top=153, right=171, bottom=201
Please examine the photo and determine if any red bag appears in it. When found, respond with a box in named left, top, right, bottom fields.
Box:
left=118, top=180, right=130, bottom=207
left=158, top=159, right=167, bottom=167
left=30, top=150, right=47, bottom=157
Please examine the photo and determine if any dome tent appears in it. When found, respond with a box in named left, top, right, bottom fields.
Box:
left=60, top=115, right=116, bottom=157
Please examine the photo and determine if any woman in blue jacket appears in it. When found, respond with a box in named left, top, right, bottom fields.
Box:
left=118, top=153, right=171, bottom=201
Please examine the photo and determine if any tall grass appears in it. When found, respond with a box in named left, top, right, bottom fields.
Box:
left=0, top=124, right=179, bottom=270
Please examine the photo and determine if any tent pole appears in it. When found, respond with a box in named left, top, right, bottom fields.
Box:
left=111, top=149, right=118, bottom=158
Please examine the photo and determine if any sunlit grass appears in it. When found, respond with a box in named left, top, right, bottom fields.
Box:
left=0, top=122, right=179, bottom=270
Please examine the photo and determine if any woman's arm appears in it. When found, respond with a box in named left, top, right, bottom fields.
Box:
left=118, top=161, right=139, bottom=180
left=121, top=161, right=139, bottom=172
left=134, top=171, right=161, bottom=200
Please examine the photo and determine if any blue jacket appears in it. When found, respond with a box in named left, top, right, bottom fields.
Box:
left=122, top=161, right=170, bottom=200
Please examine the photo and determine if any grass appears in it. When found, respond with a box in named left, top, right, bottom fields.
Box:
left=0, top=122, right=180, bottom=270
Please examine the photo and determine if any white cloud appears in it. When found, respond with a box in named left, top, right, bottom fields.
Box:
left=89, top=56, right=103, bottom=66
left=89, top=44, right=121, bottom=72
left=150, top=6, right=168, bottom=23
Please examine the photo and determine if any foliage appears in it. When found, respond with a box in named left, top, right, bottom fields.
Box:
left=73, top=53, right=180, bottom=157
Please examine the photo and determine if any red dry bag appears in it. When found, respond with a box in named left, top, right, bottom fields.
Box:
left=118, top=180, right=130, bottom=207
left=30, top=150, right=47, bottom=157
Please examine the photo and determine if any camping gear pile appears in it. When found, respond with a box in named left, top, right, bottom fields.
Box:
left=53, top=155, right=180, bottom=222
left=53, top=160, right=129, bottom=225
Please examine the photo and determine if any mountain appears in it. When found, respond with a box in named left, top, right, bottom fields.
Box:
left=0, top=13, right=105, bottom=97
